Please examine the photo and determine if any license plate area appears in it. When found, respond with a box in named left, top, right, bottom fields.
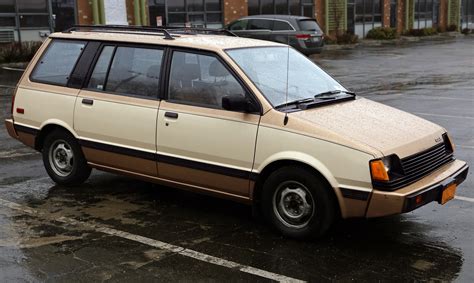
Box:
left=441, top=183, right=457, bottom=204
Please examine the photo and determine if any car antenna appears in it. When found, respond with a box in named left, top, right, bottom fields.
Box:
left=283, top=34, right=290, bottom=126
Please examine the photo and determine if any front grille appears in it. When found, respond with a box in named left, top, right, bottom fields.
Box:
left=374, top=136, right=454, bottom=191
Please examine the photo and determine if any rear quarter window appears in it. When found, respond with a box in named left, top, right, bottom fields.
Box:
left=298, top=19, right=322, bottom=32
left=31, top=40, right=86, bottom=86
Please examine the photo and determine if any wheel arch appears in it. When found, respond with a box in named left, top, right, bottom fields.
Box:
left=252, top=154, right=343, bottom=218
left=35, top=120, right=78, bottom=151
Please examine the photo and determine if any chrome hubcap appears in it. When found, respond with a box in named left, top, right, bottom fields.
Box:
left=49, top=140, right=74, bottom=177
left=273, top=181, right=314, bottom=229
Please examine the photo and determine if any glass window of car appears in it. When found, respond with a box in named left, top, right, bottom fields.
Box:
left=88, top=46, right=115, bottom=91
left=229, top=19, right=248, bottom=30
left=298, top=19, right=322, bottom=32
left=31, top=40, right=86, bottom=86
left=98, top=46, right=163, bottom=98
left=168, top=51, right=246, bottom=109
left=273, top=20, right=293, bottom=31
left=248, top=19, right=273, bottom=30
left=227, top=47, right=345, bottom=107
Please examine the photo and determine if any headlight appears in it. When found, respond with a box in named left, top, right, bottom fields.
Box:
left=370, top=155, right=403, bottom=182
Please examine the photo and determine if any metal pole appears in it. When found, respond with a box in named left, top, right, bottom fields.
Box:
left=140, top=0, right=148, bottom=26
left=92, top=0, right=100, bottom=24
left=99, top=0, right=106, bottom=24
left=134, top=0, right=142, bottom=25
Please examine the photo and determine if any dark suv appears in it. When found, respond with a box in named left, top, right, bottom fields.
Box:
left=226, top=15, right=324, bottom=55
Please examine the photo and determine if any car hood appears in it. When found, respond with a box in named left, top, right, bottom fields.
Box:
left=290, top=98, right=446, bottom=158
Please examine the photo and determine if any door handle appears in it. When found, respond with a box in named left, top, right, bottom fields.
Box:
left=164, top=112, right=178, bottom=119
left=82, top=98, right=94, bottom=106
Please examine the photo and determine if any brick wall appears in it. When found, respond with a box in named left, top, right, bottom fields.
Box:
left=223, top=0, right=248, bottom=25
left=77, top=0, right=93, bottom=25
left=396, top=0, right=405, bottom=33
left=383, top=0, right=391, bottom=27
left=438, top=0, right=448, bottom=31
left=314, top=0, right=325, bottom=31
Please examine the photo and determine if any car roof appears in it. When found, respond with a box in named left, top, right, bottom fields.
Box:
left=49, top=30, right=284, bottom=52
left=240, top=14, right=314, bottom=21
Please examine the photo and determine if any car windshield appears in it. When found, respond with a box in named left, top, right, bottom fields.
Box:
left=226, top=47, right=347, bottom=107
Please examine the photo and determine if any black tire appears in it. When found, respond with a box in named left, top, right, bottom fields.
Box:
left=42, top=130, right=91, bottom=186
left=261, top=166, right=336, bottom=239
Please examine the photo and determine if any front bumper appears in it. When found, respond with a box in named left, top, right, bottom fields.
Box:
left=366, top=160, right=469, bottom=218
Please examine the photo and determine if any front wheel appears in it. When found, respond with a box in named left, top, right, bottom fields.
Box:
left=42, top=130, right=91, bottom=186
left=261, top=166, right=336, bottom=239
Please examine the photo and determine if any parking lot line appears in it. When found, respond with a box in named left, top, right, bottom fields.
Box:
left=455, top=196, right=474, bottom=203
left=0, top=197, right=305, bottom=283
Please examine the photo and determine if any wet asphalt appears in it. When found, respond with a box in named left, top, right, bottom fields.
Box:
left=0, top=37, right=473, bottom=282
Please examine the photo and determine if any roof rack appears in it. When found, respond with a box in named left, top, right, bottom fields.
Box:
left=63, top=25, right=237, bottom=39
left=63, top=25, right=175, bottom=40
left=161, top=27, right=237, bottom=37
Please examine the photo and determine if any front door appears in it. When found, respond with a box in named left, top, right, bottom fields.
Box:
left=74, top=44, right=164, bottom=176
left=156, top=49, right=261, bottom=200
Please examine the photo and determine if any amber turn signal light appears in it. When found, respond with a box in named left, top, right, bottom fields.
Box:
left=370, top=160, right=389, bottom=182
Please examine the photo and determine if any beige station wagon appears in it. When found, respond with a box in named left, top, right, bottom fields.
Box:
left=5, top=26, right=469, bottom=238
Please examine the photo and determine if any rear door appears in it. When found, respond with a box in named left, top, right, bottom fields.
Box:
left=74, top=43, right=164, bottom=177
left=245, top=19, right=273, bottom=41
left=269, top=19, right=296, bottom=44
left=156, top=49, right=261, bottom=200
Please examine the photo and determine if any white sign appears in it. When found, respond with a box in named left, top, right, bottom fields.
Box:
left=103, top=0, right=128, bottom=25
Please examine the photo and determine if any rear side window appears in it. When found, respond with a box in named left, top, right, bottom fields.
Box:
left=229, top=19, right=248, bottom=30
left=273, top=21, right=293, bottom=31
left=31, top=40, right=86, bottom=86
left=88, top=46, right=163, bottom=98
left=248, top=19, right=273, bottom=30
left=298, top=19, right=322, bottom=32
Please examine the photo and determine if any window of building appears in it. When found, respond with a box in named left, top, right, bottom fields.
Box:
left=153, top=0, right=222, bottom=28
left=90, top=46, right=164, bottom=98
left=31, top=40, right=86, bottom=86
left=354, top=0, right=383, bottom=37
left=413, top=0, right=438, bottom=29
left=461, top=0, right=474, bottom=29
left=19, top=15, right=49, bottom=27
left=17, top=0, right=48, bottom=13
left=0, top=0, right=15, bottom=13
left=248, top=0, right=314, bottom=17
left=52, top=0, right=76, bottom=31
left=168, top=51, right=245, bottom=109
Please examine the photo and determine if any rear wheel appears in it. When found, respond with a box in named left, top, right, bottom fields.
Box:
left=262, top=166, right=336, bottom=239
left=42, top=130, right=91, bottom=186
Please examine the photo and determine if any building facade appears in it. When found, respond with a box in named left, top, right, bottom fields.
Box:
left=0, top=0, right=471, bottom=43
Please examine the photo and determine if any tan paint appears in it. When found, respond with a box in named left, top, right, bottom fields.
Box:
left=82, top=147, right=157, bottom=176
left=157, top=101, right=259, bottom=176
left=4, top=119, right=17, bottom=139
left=159, top=163, right=251, bottom=197
left=6, top=31, right=468, bottom=221
left=88, top=162, right=252, bottom=204
left=74, top=90, right=159, bottom=152
left=366, top=160, right=467, bottom=217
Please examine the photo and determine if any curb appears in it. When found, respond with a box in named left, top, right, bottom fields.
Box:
left=323, top=32, right=467, bottom=51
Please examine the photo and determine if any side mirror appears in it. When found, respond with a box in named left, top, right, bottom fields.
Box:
left=222, top=95, right=258, bottom=113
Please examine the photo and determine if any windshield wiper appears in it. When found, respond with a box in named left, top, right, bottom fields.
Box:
left=314, top=90, right=355, bottom=99
left=275, top=98, right=314, bottom=109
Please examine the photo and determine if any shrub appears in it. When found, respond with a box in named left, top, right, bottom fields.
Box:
left=405, top=27, right=438, bottom=37
left=461, top=28, right=472, bottom=35
left=0, top=41, right=42, bottom=64
left=447, top=24, right=458, bottom=32
left=336, top=32, right=359, bottom=44
left=366, top=27, right=398, bottom=40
